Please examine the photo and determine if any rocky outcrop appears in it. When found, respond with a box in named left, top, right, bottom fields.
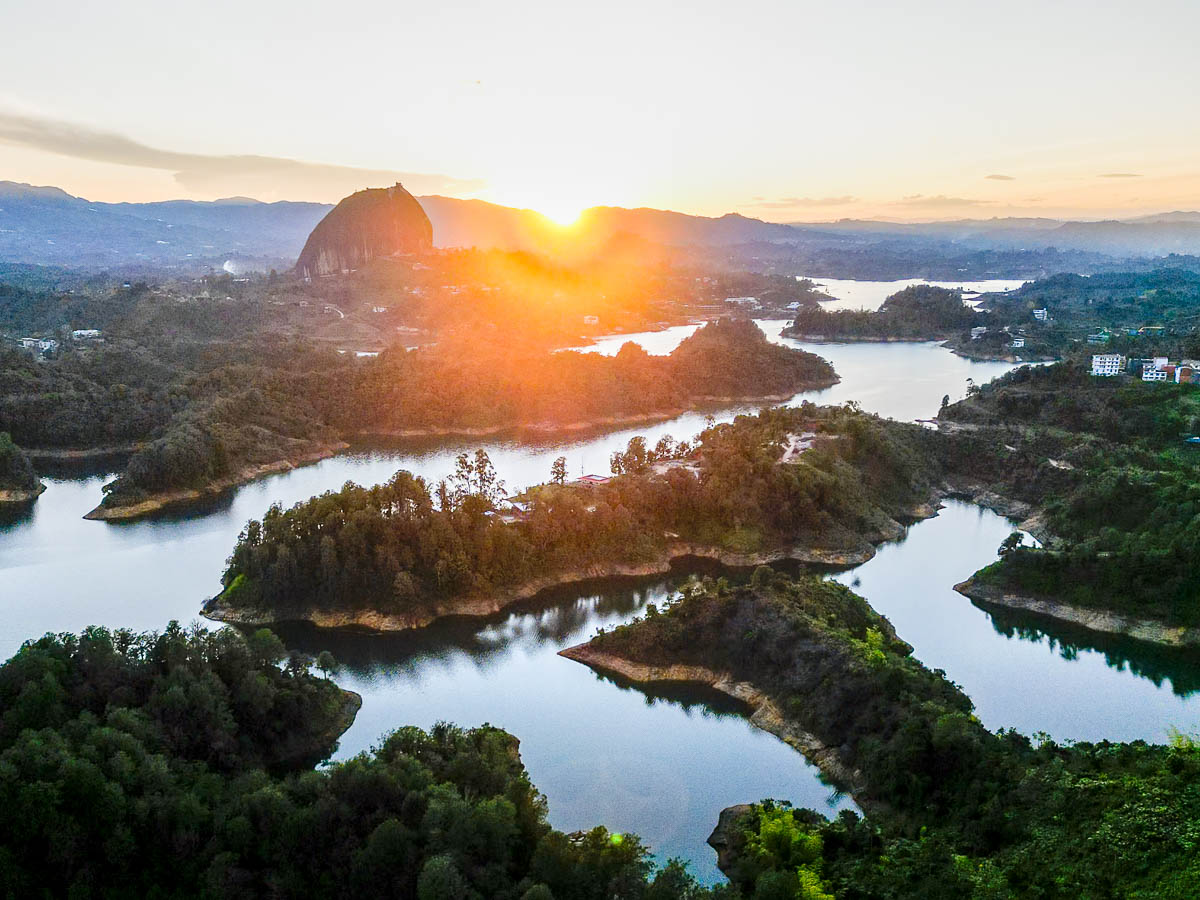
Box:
left=707, top=804, right=754, bottom=874
left=0, top=484, right=46, bottom=505
left=295, top=184, right=432, bottom=278
left=956, top=577, right=1200, bottom=647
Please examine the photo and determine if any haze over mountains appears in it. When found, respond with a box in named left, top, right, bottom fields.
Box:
left=5, top=179, right=1200, bottom=274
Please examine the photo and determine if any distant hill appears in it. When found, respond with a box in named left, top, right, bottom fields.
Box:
left=295, top=184, right=432, bottom=277
left=0, top=182, right=331, bottom=271
left=5, top=180, right=1200, bottom=273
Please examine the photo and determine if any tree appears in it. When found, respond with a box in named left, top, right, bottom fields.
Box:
left=315, top=650, right=338, bottom=680
left=286, top=649, right=311, bottom=677
left=941, top=394, right=950, bottom=409
left=551, top=456, right=567, bottom=485
left=247, top=629, right=286, bottom=668
left=998, top=532, right=1024, bottom=557
left=417, top=855, right=468, bottom=900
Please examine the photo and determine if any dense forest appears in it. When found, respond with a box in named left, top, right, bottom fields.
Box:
left=937, top=362, right=1200, bottom=624
left=0, top=623, right=730, bottom=898
left=980, top=268, right=1200, bottom=331
left=0, top=315, right=835, bottom=512
left=0, top=430, right=39, bottom=493
left=214, top=404, right=940, bottom=623
left=578, top=571, right=1200, bottom=898
left=344, top=319, right=836, bottom=435
left=784, top=285, right=980, bottom=340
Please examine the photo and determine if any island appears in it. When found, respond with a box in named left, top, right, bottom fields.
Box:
left=205, top=402, right=943, bottom=631
left=560, top=569, right=1200, bottom=897
left=783, top=283, right=1058, bottom=361
left=0, top=430, right=44, bottom=504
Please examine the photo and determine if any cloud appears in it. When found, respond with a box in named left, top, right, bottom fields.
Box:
left=0, top=109, right=484, bottom=200
left=747, top=195, right=857, bottom=209
left=893, top=194, right=996, bottom=208
left=1099, top=172, right=1141, bottom=178
left=985, top=174, right=1015, bottom=181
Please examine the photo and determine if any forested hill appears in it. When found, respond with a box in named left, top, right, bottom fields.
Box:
left=345, top=318, right=836, bottom=434
left=565, top=571, right=1200, bottom=897
left=785, top=284, right=979, bottom=340
left=936, top=362, right=1200, bottom=627
left=0, top=624, right=726, bottom=897
left=0, top=319, right=836, bottom=517
left=211, top=404, right=940, bottom=627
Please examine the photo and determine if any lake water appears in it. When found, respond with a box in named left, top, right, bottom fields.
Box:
left=2, top=317, right=1197, bottom=881
left=799, top=277, right=1028, bottom=312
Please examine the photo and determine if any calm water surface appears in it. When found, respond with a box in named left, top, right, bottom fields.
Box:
left=799, top=276, right=1027, bottom=311
left=3, top=316, right=1197, bottom=881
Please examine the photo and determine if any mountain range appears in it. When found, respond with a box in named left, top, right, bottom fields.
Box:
left=4, top=180, right=1200, bottom=273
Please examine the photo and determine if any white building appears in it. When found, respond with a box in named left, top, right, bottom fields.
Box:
left=1033, top=308, right=1049, bottom=322
left=1010, top=337, right=1025, bottom=348
left=724, top=297, right=758, bottom=306
left=583, top=315, right=600, bottom=325
left=970, top=326, right=988, bottom=341
left=1091, top=354, right=1125, bottom=376
left=72, top=329, right=102, bottom=340
left=1143, top=366, right=1169, bottom=382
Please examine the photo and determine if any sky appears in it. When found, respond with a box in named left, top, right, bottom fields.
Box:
left=2, top=0, right=1199, bottom=223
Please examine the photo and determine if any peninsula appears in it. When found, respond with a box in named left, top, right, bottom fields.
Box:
left=0, top=430, right=44, bottom=504
left=205, top=403, right=942, bottom=631
left=560, top=569, right=1200, bottom=897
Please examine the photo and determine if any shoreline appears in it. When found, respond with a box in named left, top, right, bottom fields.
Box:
left=83, top=442, right=351, bottom=522
left=24, top=442, right=146, bottom=462
left=781, top=330, right=937, bottom=345
left=557, top=643, right=874, bottom=807
left=352, top=384, right=839, bottom=440
left=202, top=536, right=886, bottom=632
left=0, top=483, right=47, bottom=505
left=955, top=577, right=1200, bottom=647
left=78, top=380, right=837, bottom=523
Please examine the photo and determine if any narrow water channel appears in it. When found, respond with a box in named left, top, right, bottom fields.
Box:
left=2, top=319, right=1196, bottom=881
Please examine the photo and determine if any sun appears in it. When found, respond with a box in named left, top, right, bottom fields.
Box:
left=535, top=199, right=585, bottom=227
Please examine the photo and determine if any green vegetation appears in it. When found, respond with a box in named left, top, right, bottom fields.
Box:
left=215, top=404, right=939, bottom=623
left=0, top=430, right=39, bottom=493
left=785, top=285, right=979, bottom=340
left=938, top=362, right=1200, bottom=625
left=0, top=624, right=731, bottom=898
left=0, top=313, right=835, bottom=511
left=580, top=572, right=1200, bottom=898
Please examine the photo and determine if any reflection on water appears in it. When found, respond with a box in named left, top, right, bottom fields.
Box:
left=829, top=500, right=1200, bottom=744
left=270, top=576, right=852, bottom=883
left=3, top=315, right=1199, bottom=880
left=800, top=277, right=1027, bottom=312
left=976, top=599, right=1200, bottom=697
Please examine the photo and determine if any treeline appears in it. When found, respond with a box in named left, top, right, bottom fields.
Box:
left=338, top=318, right=835, bottom=434
left=939, top=362, right=1200, bottom=623
left=0, top=430, right=39, bottom=492
left=0, top=624, right=729, bottom=898
left=582, top=571, right=1200, bottom=898
left=785, top=285, right=980, bottom=340
left=216, top=404, right=941, bottom=620
left=0, top=318, right=836, bottom=510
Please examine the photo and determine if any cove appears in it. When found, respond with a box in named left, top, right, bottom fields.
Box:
left=3, top=320, right=1198, bottom=881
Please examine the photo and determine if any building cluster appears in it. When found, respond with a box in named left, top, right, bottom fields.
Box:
left=1091, top=353, right=1199, bottom=383
left=10, top=327, right=106, bottom=360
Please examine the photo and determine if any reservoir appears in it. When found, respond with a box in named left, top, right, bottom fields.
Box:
left=2, top=319, right=1196, bottom=881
